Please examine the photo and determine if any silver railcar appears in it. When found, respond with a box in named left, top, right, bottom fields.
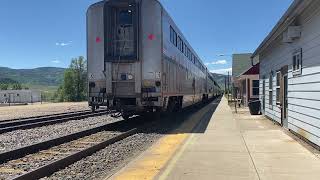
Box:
left=87, top=0, right=221, bottom=118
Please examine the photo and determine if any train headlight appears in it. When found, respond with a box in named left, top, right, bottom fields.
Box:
left=128, top=74, right=134, bottom=80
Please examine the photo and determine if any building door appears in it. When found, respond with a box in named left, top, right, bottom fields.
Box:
left=247, top=78, right=250, bottom=104
left=282, top=74, right=288, bottom=128
left=262, top=79, right=265, bottom=113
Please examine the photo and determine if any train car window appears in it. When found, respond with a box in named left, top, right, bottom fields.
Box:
left=178, top=36, right=182, bottom=51
left=119, top=10, right=133, bottom=25
left=181, top=41, right=184, bottom=53
left=170, top=26, right=174, bottom=44
left=184, top=44, right=187, bottom=56
left=174, top=31, right=177, bottom=47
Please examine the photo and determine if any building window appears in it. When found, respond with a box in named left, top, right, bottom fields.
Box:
left=252, top=80, right=259, bottom=96
left=292, top=49, right=302, bottom=76
left=276, top=71, right=281, bottom=104
left=269, top=73, right=273, bottom=106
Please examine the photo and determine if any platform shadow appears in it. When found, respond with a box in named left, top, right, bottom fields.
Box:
left=140, top=96, right=221, bottom=135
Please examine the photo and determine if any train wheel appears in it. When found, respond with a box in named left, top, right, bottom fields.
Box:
left=167, top=98, right=176, bottom=113
left=91, top=106, right=96, bottom=113
left=122, top=115, right=130, bottom=120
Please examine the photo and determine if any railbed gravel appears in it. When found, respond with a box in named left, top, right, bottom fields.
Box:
left=42, top=133, right=163, bottom=180
left=0, top=102, right=89, bottom=121
left=0, top=115, right=119, bottom=153
left=0, top=131, right=120, bottom=180
left=41, top=118, right=176, bottom=180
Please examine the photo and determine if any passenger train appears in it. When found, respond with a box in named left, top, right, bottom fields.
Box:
left=87, top=0, right=222, bottom=119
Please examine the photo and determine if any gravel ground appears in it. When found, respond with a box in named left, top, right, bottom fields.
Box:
left=41, top=116, right=181, bottom=180
left=43, top=133, right=163, bottom=180
left=0, top=131, right=120, bottom=180
left=0, top=115, right=119, bottom=153
left=0, top=102, right=89, bottom=121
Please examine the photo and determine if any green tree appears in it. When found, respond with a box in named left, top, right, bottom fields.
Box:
left=56, top=56, right=87, bottom=102
left=0, top=84, right=9, bottom=90
left=63, top=69, right=77, bottom=101
left=70, top=56, right=87, bottom=101
left=12, top=83, right=22, bottom=90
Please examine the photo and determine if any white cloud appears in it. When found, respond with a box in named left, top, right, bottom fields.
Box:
left=51, top=60, right=61, bottom=64
left=55, top=41, right=72, bottom=47
left=205, top=60, right=227, bottom=66
left=210, top=68, right=232, bottom=75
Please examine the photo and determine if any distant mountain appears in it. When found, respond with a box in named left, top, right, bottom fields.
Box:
left=0, top=67, right=228, bottom=91
left=0, top=67, right=65, bottom=87
left=211, top=73, right=230, bottom=90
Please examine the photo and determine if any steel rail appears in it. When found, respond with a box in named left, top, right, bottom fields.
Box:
left=11, top=120, right=151, bottom=180
left=0, top=110, right=110, bottom=134
left=0, top=110, right=93, bottom=124
left=0, top=119, right=130, bottom=164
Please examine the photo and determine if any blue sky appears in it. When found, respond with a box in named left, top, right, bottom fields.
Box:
left=0, top=0, right=293, bottom=74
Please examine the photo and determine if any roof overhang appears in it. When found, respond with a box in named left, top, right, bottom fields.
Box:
left=251, top=0, right=312, bottom=58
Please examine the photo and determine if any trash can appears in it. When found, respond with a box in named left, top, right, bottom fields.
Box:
left=248, top=100, right=261, bottom=115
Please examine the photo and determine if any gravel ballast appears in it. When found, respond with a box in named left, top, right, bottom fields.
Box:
left=0, top=115, right=119, bottom=153
left=43, top=133, right=162, bottom=180
left=0, top=102, right=89, bottom=121
left=40, top=100, right=219, bottom=180
left=41, top=115, right=184, bottom=180
left=0, top=131, right=120, bottom=180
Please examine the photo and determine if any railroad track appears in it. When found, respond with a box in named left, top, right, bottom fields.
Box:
left=0, top=110, right=94, bottom=123
left=0, top=117, right=150, bottom=180
left=0, top=109, right=110, bottom=134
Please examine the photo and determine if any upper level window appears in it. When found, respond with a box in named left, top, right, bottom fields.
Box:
left=184, top=44, right=187, bottom=56
left=170, top=26, right=177, bottom=47
left=177, top=36, right=181, bottom=51
left=292, top=49, right=302, bottom=76
left=119, top=10, right=133, bottom=25
left=181, top=41, right=184, bottom=53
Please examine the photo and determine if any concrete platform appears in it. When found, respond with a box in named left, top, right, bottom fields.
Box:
left=109, top=97, right=320, bottom=180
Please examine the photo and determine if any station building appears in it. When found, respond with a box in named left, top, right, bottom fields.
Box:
left=232, top=53, right=260, bottom=106
left=252, top=0, right=320, bottom=147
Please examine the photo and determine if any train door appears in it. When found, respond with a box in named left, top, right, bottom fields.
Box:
left=105, top=3, right=138, bottom=59
left=192, top=77, right=196, bottom=102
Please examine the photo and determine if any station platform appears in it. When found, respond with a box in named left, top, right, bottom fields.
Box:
left=110, top=97, right=320, bottom=180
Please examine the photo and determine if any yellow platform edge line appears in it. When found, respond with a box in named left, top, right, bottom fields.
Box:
left=110, top=99, right=219, bottom=180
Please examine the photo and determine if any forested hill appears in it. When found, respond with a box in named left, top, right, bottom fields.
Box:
left=0, top=67, right=65, bottom=87
left=211, top=73, right=230, bottom=90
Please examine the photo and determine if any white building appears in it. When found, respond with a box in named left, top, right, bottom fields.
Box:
left=0, top=90, right=41, bottom=104
left=252, top=0, right=320, bottom=147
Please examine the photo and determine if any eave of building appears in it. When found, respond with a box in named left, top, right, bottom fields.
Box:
left=251, top=0, right=313, bottom=58
left=237, top=63, right=260, bottom=78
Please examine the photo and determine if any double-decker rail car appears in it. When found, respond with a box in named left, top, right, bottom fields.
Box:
left=87, top=0, right=221, bottom=118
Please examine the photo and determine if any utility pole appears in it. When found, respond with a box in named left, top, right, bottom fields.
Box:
left=224, top=76, right=227, bottom=95
left=227, top=71, right=230, bottom=101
